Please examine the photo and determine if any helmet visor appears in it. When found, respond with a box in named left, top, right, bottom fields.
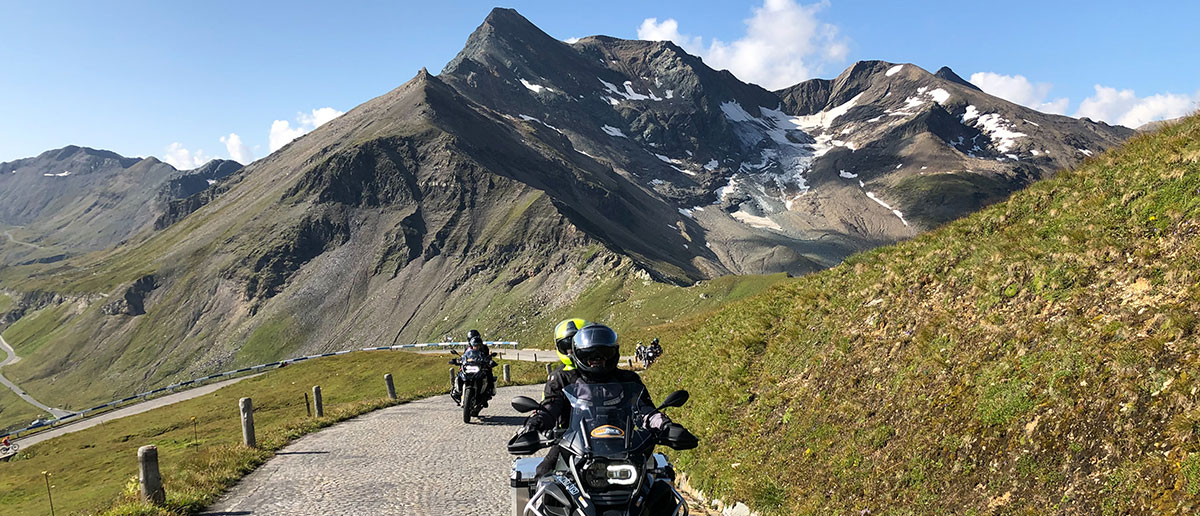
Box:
left=574, top=345, right=618, bottom=367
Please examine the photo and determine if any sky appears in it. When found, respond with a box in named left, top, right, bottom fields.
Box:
left=1, top=0, right=1197, bottom=167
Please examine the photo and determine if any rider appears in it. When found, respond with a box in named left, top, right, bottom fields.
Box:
left=452, top=332, right=497, bottom=402
left=647, top=337, right=663, bottom=359
left=1, top=435, right=10, bottom=448
left=545, top=318, right=588, bottom=427
left=516, top=323, right=696, bottom=476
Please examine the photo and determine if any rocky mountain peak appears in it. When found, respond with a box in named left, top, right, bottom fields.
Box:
left=934, top=66, right=981, bottom=91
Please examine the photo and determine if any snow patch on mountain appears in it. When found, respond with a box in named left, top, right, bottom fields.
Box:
left=731, top=210, right=783, bottom=230
left=970, top=113, right=1027, bottom=153
left=886, top=65, right=904, bottom=77
left=792, top=93, right=864, bottom=130
left=865, top=191, right=909, bottom=226
left=601, top=125, right=627, bottom=138
left=43, top=171, right=72, bottom=177
left=521, top=79, right=548, bottom=93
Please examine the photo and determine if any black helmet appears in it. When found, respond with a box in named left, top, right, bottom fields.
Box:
left=468, top=335, right=483, bottom=349
left=570, top=323, right=620, bottom=377
left=467, top=329, right=481, bottom=341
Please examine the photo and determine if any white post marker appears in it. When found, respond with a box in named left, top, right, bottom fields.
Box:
left=240, top=397, right=256, bottom=448
left=313, top=386, right=324, bottom=417
left=385, top=374, right=397, bottom=400
left=138, top=445, right=165, bottom=504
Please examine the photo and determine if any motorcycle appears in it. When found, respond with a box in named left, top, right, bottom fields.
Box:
left=449, top=349, right=497, bottom=423
left=639, top=339, right=662, bottom=369
left=507, top=383, right=696, bottom=516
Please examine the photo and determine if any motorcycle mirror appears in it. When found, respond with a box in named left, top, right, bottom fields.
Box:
left=449, top=348, right=460, bottom=355
left=511, top=396, right=541, bottom=413
left=656, top=390, right=689, bottom=410
left=490, top=352, right=498, bottom=357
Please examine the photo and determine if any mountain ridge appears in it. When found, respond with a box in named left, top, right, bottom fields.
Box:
left=0, top=8, right=1138, bottom=425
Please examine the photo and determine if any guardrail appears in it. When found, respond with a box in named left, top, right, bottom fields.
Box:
left=1, top=341, right=517, bottom=441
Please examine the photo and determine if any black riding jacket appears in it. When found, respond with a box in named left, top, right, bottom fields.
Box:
left=530, top=365, right=661, bottom=432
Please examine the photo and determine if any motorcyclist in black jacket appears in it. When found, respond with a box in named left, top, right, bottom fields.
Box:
left=516, top=323, right=696, bottom=476
left=451, top=331, right=497, bottom=403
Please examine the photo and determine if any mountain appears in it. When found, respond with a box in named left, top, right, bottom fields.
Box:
left=0, top=146, right=241, bottom=255
left=0, top=9, right=1136, bottom=416
left=644, top=113, right=1200, bottom=514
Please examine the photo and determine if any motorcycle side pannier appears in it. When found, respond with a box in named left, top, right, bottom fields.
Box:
left=510, top=456, right=541, bottom=516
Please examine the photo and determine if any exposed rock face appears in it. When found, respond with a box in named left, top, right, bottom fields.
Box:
left=101, top=275, right=158, bottom=316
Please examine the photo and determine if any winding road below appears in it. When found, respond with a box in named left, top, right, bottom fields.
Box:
left=0, top=333, right=72, bottom=419
left=3, top=230, right=41, bottom=249
left=201, top=384, right=543, bottom=516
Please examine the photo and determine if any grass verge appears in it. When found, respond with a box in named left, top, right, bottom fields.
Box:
left=0, top=351, right=547, bottom=515
left=644, top=115, right=1200, bottom=514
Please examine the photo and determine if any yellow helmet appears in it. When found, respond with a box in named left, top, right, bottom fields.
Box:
left=553, top=318, right=589, bottom=369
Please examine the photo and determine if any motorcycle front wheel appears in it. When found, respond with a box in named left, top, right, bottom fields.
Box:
left=462, top=386, right=475, bottom=424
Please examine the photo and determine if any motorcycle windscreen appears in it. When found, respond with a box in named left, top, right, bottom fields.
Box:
left=561, top=382, right=654, bottom=458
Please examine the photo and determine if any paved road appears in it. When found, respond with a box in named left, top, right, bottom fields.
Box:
left=12, top=374, right=259, bottom=448
left=7, top=349, right=557, bottom=446
left=3, top=230, right=41, bottom=249
left=0, top=333, right=72, bottom=419
left=201, top=384, right=543, bottom=516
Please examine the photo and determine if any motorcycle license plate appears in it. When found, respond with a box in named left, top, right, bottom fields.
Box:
left=464, top=365, right=481, bottom=373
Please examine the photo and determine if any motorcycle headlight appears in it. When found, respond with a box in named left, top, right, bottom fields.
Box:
left=583, top=459, right=639, bottom=488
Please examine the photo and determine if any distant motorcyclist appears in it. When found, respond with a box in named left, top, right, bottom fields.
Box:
left=451, top=332, right=497, bottom=403
left=648, top=337, right=662, bottom=357
left=516, top=323, right=696, bottom=476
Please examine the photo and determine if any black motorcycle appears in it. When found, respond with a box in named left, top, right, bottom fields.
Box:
left=450, top=349, right=497, bottom=423
left=637, top=339, right=662, bottom=369
left=507, top=383, right=696, bottom=515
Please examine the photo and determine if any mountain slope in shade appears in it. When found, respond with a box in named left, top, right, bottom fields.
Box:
left=0, top=146, right=241, bottom=254
left=0, top=8, right=1136, bottom=416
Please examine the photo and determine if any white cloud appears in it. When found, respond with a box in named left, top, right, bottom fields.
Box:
left=637, top=0, right=848, bottom=90
left=563, top=36, right=581, bottom=44
left=637, top=18, right=702, bottom=54
left=162, top=142, right=211, bottom=170
left=969, top=72, right=1069, bottom=115
left=219, top=133, right=253, bottom=164
left=1075, top=85, right=1199, bottom=128
left=268, top=107, right=345, bottom=152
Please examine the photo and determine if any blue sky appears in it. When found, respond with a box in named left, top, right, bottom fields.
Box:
left=1, top=0, right=1196, bottom=167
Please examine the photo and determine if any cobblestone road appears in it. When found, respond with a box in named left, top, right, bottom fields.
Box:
left=201, top=384, right=543, bottom=516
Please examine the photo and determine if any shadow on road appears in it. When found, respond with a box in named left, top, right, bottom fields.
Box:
left=475, top=414, right=526, bottom=426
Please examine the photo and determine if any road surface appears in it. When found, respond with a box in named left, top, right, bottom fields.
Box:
left=10, top=374, right=258, bottom=449
left=0, top=333, right=72, bottom=419
left=3, top=230, right=41, bottom=249
left=201, top=384, right=543, bottom=516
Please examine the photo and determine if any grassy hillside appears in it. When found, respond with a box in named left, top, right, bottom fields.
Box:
left=645, top=115, right=1200, bottom=514
left=0, top=264, right=785, bottom=430
left=0, top=351, right=548, bottom=516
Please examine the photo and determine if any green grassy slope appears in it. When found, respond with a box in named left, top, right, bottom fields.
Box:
left=645, top=115, right=1200, bottom=514
left=0, top=351, right=549, bottom=516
